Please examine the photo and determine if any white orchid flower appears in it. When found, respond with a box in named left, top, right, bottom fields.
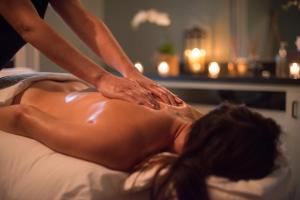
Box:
left=131, top=9, right=171, bottom=29
left=147, top=9, right=159, bottom=23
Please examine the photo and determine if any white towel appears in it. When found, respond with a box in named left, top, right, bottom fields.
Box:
left=0, top=68, right=89, bottom=106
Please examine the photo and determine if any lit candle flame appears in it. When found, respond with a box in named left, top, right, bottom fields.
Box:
left=191, top=48, right=201, bottom=58
left=158, top=61, right=170, bottom=76
left=208, top=62, right=220, bottom=78
left=191, top=48, right=206, bottom=57
left=290, top=62, right=300, bottom=79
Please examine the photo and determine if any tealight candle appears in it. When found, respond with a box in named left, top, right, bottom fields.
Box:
left=227, top=62, right=236, bottom=76
left=158, top=61, right=170, bottom=76
left=208, top=62, right=220, bottom=78
left=237, top=58, right=248, bottom=76
left=289, top=62, right=300, bottom=79
left=134, top=62, right=144, bottom=73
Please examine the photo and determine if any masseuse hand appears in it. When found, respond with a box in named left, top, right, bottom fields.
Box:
left=127, top=70, right=183, bottom=106
left=96, top=73, right=160, bottom=109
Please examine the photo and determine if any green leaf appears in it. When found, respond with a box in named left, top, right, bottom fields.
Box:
left=158, top=41, right=176, bottom=55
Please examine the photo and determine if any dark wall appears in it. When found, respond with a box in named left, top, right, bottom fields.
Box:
left=247, top=0, right=273, bottom=60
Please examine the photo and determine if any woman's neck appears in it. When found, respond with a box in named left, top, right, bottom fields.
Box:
left=171, top=120, right=192, bottom=154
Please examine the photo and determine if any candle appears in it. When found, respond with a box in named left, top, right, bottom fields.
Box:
left=227, top=62, right=236, bottom=76
left=208, top=62, right=220, bottom=78
left=290, top=62, right=300, bottom=79
left=156, top=54, right=179, bottom=76
left=191, top=48, right=203, bottom=58
left=237, top=58, right=248, bottom=76
left=185, top=48, right=206, bottom=74
left=134, top=62, right=144, bottom=73
left=158, top=61, right=170, bottom=76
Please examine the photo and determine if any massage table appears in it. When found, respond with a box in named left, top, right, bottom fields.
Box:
left=0, top=68, right=296, bottom=200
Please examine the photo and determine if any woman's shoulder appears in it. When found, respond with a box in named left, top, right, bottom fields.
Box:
left=159, top=102, right=203, bottom=122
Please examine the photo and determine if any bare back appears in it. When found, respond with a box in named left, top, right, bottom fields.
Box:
left=18, top=80, right=181, bottom=171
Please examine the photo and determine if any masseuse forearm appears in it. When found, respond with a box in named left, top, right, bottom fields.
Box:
left=76, top=16, right=135, bottom=77
left=20, top=19, right=108, bottom=86
left=51, top=0, right=135, bottom=77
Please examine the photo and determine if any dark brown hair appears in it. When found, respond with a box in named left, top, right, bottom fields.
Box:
left=151, top=103, right=281, bottom=200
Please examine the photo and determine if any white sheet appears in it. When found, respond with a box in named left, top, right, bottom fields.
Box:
left=0, top=130, right=149, bottom=200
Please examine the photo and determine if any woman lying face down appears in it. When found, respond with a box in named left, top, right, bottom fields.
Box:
left=0, top=80, right=281, bottom=200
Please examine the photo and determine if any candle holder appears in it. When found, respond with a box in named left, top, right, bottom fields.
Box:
left=227, top=62, right=237, bottom=76
left=184, top=48, right=206, bottom=74
left=155, top=53, right=179, bottom=76
left=184, top=26, right=207, bottom=74
left=236, top=58, right=248, bottom=76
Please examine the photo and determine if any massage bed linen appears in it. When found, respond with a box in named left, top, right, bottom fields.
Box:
left=0, top=130, right=149, bottom=200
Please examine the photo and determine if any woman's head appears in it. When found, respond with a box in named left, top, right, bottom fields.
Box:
left=152, top=103, right=281, bottom=200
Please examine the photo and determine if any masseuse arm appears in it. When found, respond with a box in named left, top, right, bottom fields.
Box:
left=49, top=0, right=181, bottom=105
left=0, top=0, right=157, bottom=109
left=0, top=105, right=134, bottom=171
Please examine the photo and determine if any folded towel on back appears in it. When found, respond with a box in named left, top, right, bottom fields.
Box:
left=0, top=68, right=89, bottom=106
